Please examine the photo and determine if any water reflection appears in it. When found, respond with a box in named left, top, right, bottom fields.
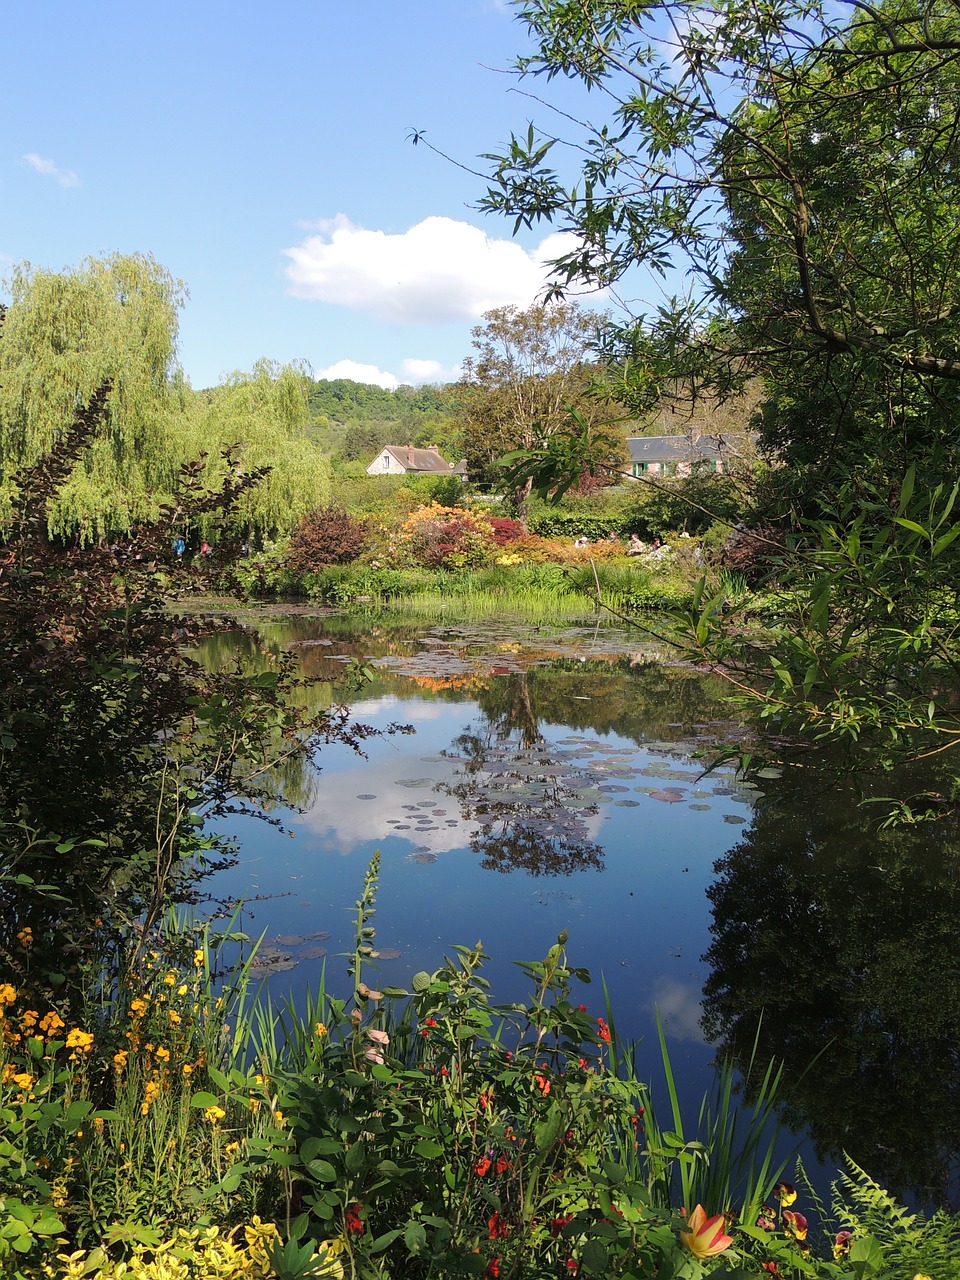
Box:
left=200, top=610, right=960, bottom=1208
left=702, top=767, right=960, bottom=1209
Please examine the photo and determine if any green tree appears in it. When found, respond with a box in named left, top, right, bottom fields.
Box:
left=482, top=0, right=960, bottom=807
left=175, top=360, right=331, bottom=543
left=457, top=301, right=625, bottom=500
left=0, top=253, right=186, bottom=540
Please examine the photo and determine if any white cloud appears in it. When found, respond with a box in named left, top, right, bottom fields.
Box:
left=400, top=357, right=461, bottom=384
left=313, top=356, right=461, bottom=390
left=23, top=152, right=80, bottom=188
left=313, top=359, right=399, bottom=389
left=284, top=214, right=585, bottom=323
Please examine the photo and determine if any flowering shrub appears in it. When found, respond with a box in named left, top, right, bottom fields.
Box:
left=396, top=502, right=494, bottom=569
left=487, top=516, right=526, bottom=546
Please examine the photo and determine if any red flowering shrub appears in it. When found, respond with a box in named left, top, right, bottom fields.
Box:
left=286, top=504, right=369, bottom=570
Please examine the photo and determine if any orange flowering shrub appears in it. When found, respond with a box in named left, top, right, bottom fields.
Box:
left=397, top=503, right=495, bottom=569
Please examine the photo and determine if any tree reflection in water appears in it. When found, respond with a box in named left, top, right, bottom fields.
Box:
left=702, top=767, right=960, bottom=1209
left=439, top=672, right=604, bottom=875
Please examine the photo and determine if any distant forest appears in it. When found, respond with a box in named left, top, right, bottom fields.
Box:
left=305, top=378, right=462, bottom=465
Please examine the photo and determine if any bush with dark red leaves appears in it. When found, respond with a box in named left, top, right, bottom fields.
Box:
left=487, top=516, right=526, bottom=546
left=286, top=504, right=369, bottom=570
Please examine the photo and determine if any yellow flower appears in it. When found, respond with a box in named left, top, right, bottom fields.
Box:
left=177, top=984, right=188, bottom=997
left=0, top=983, right=16, bottom=1006
left=20, top=1009, right=39, bottom=1031
left=141, top=1079, right=162, bottom=1114
left=39, top=1011, right=65, bottom=1037
left=182, top=1063, right=194, bottom=1078
left=315, top=1022, right=328, bottom=1038
left=274, top=1110, right=285, bottom=1128
left=113, top=1049, right=129, bottom=1069
left=65, top=1028, right=94, bottom=1053
left=204, top=1104, right=226, bottom=1123
left=129, top=998, right=148, bottom=1017
left=168, top=1010, right=182, bottom=1025
left=163, top=972, right=176, bottom=986
left=225, top=1140, right=241, bottom=1155
left=193, top=949, right=204, bottom=969
left=679, top=1206, right=734, bottom=1259
left=12, top=1071, right=34, bottom=1090
left=155, top=1046, right=171, bottom=1062
left=16, top=926, right=33, bottom=948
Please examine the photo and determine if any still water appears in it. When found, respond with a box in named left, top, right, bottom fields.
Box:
left=207, top=609, right=960, bottom=1212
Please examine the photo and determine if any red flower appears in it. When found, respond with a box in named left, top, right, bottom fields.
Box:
left=479, top=1090, right=491, bottom=1110
left=488, top=1211, right=509, bottom=1240
left=475, top=1156, right=492, bottom=1177
left=565, top=1261, right=580, bottom=1274
left=495, top=1154, right=509, bottom=1174
left=577, top=1004, right=587, bottom=1012
left=761, top=1263, right=781, bottom=1277
left=550, top=1214, right=574, bottom=1238
left=596, top=1017, right=611, bottom=1043
left=534, top=1074, right=551, bottom=1095
left=578, top=1057, right=588, bottom=1068
left=484, top=1259, right=500, bottom=1278
left=345, top=1203, right=365, bottom=1236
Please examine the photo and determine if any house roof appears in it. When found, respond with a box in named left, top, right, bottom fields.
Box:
left=379, top=445, right=467, bottom=474
left=626, top=434, right=735, bottom=464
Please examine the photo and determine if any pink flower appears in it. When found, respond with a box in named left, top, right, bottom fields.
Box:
left=367, top=1028, right=390, bottom=1046
left=679, top=1205, right=734, bottom=1259
left=363, top=1046, right=384, bottom=1064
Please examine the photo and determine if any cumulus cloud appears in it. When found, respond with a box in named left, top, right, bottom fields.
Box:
left=23, top=152, right=81, bottom=188
left=313, top=359, right=399, bottom=390
left=313, top=356, right=461, bottom=390
left=284, top=214, right=585, bottom=323
left=400, top=357, right=461, bottom=384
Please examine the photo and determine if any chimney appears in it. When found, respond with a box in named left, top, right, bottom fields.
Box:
left=429, top=443, right=439, bottom=452
left=407, top=443, right=414, bottom=465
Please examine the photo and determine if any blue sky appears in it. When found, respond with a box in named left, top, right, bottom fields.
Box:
left=3, top=0, right=644, bottom=391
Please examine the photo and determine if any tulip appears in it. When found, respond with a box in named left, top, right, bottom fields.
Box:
left=679, top=1205, right=734, bottom=1259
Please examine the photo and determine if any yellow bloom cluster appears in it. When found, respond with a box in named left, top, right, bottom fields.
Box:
left=31, top=1221, right=344, bottom=1279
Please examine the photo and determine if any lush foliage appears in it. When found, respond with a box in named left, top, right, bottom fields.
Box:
left=0, top=394, right=380, bottom=1007
left=0, top=257, right=329, bottom=543
left=286, top=506, right=370, bottom=571
left=396, top=503, right=495, bottom=570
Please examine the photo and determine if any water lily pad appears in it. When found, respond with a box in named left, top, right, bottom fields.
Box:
left=273, top=934, right=304, bottom=946
left=689, top=803, right=711, bottom=811
left=413, top=852, right=437, bottom=863
left=299, top=946, right=327, bottom=959
left=306, top=931, right=331, bottom=940
left=397, top=778, right=433, bottom=788
left=649, top=789, right=686, bottom=803
left=614, top=799, right=641, bottom=807
left=378, top=948, right=402, bottom=959
left=356, top=793, right=377, bottom=800
left=723, top=814, right=747, bottom=824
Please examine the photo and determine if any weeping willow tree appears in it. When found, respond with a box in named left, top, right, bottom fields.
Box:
left=1, top=255, right=329, bottom=543
left=174, top=359, right=331, bottom=544
left=0, top=253, right=186, bottom=540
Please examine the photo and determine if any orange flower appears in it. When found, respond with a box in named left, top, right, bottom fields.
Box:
left=596, top=1017, right=611, bottom=1043
left=474, top=1156, right=492, bottom=1177
left=679, top=1205, right=734, bottom=1259
left=534, top=1074, right=551, bottom=1095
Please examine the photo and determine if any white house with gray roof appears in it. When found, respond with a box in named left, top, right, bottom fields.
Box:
left=366, top=444, right=468, bottom=477
left=626, top=434, right=749, bottom=478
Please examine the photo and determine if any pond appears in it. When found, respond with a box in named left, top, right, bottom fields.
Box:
left=205, top=608, right=960, bottom=1213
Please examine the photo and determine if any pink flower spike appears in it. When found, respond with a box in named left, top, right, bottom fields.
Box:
left=367, top=1028, right=390, bottom=1045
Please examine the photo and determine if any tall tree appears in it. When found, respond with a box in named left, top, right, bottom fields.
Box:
left=482, top=0, right=960, bottom=809
left=0, top=253, right=185, bottom=539
left=457, top=301, right=624, bottom=498
left=175, top=360, right=331, bottom=543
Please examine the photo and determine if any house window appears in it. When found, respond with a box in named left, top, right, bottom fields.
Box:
left=381, top=454, right=390, bottom=469
left=632, top=461, right=649, bottom=477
